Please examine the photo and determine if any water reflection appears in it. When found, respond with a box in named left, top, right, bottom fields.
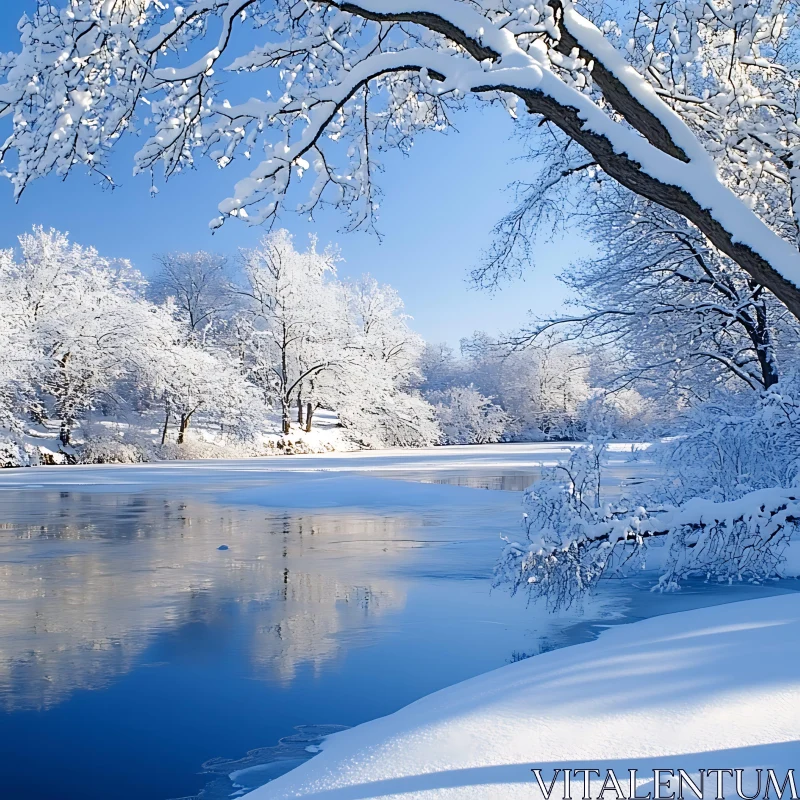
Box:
left=381, top=458, right=660, bottom=496
left=0, top=493, right=409, bottom=712
left=0, top=480, right=792, bottom=800
left=383, top=471, right=540, bottom=492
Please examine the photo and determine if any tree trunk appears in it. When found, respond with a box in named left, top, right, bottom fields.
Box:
left=750, top=294, right=780, bottom=389
left=178, top=412, right=193, bottom=444
left=305, top=403, right=314, bottom=433
left=57, top=352, right=73, bottom=447
left=161, top=406, right=171, bottom=445
left=281, top=398, right=291, bottom=435
left=297, top=394, right=304, bottom=426
left=59, top=417, right=73, bottom=447
left=281, top=330, right=291, bottom=435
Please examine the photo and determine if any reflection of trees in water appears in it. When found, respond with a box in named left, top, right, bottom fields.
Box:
left=379, top=471, right=540, bottom=492
left=0, top=494, right=408, bottom=711
left=253, top=580, right=402, bottom=684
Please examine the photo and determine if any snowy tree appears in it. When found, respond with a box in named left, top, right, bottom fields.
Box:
left=337, top=388, right=441, bottom=448
left=578, top=387, right=659, bottom=439
left=519, top=189, right=800, bottom=399
left=0, top=223, right=439, bottom=459
left=7, top=227, right=167, bottom=447
left=0, top=248, right=37, bottom=432
left=237, top=230, right=342, bottom=434
left=345, top=276, right=424, bottom=381
left=318, top=276, right=440, bottom=446
left=417, top=343, right=464, bottom=394
left=233, top=236, right=435, bottom=444
left=429, top=385, right=509, bottom=444
left=417, top=333, right=593, bottom=439
left=654, top=387, right=800, bottom=504
left=143, top=336, right=261, bottom=444
left=461, top=333, right=591, bottom=437
left=5, top=0, right=800, bottom=321
left=331, top=276, right=426, bottom=428
left=149, top=251, right=236, bottom=337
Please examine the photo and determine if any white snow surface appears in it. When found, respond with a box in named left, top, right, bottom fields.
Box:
left=249, top=594, right=800, bottom=799
left=0, top=443, right=588, bottom=492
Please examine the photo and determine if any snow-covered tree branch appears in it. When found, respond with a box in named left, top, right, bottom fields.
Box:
left=5, top=0, right=800, bottom=316
left=497, top=480, right=800, bottom=608
left=515, top=188, right=800, bottom=398
left=496, top=390, right=800, bottom=607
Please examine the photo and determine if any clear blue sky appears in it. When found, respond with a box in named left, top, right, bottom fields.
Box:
left=0, top=3, right=591, bottom=347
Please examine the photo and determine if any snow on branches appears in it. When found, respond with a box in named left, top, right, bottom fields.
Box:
left=429, top=384, right=509, bottom=444
left=495, top=437, right=800, bottom=609
left=517, top=188, right=800, bottom=398
left=0, top=225, right=437, bottom=459
left=4, top=0, right=800, bottom=316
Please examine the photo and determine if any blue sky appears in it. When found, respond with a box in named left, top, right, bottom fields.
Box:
left=0, top=3, right=590, bottom=347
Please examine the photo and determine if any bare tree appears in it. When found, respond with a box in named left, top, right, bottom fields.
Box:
left=149, top=251, right=235, bottom=336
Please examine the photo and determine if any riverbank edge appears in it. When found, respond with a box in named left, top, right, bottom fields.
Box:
left=251, top=593, right=800, bottom=800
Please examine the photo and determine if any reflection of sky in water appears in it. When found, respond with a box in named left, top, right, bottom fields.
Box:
left=0, top=495, right=412, bottom=711
left=0, top=486, right=587, bottom=800
left=0, top=475, right=793, bottom=800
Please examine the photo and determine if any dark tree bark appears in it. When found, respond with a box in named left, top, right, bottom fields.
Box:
left=750, top=303, right=780, bottom=389
left=334, top=0, right=800, bottom=322
left=59, top=416, right=73, bottom=447
left=178, top=411, right=195, bottom=444
left=305, top=403, right=314, bottom=433
left=56, top=352, right=73, bottom=446
left=478, top=81, right=800, bottom=321
left=161, top=405, right=171, bottom=445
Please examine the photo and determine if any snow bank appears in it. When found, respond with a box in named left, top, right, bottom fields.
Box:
left=251, top=594, right=800, bottom=799
left=0, top=443, right=583, bottom=492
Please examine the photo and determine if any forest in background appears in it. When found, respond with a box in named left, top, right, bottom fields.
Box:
left=3, top=198, right=793, bottom=477
left=0, top=225, right=644, bottom=467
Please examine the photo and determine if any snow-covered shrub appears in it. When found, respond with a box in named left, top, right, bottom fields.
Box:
left=78, top=435, right=153, bottom=464
left=338, top=391, right=440, bottom=449
left=496, top=393, right=800, bottom=607
left=577, top=388, right=658, bottom=439
left=656, top=388, right=800, bottom=503
left=429, top=385, right=509, bottom=444
left=0, top=430, right=40, bottom=468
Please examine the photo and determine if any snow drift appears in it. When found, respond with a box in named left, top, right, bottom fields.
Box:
left=249, top=593, right=800, bottom=799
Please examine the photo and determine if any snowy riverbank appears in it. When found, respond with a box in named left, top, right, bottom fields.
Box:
left=249, top=593, right=800, bottom=800
left=0, top=442, right=647, bottom=491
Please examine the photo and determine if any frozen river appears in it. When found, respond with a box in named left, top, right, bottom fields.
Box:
left=0, top=444, right=794, bottom=800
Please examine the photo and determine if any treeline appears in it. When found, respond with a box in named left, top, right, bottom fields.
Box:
left=0, top=228, right=437, bottom=464
left=2, top=227, right=630, bottom=466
